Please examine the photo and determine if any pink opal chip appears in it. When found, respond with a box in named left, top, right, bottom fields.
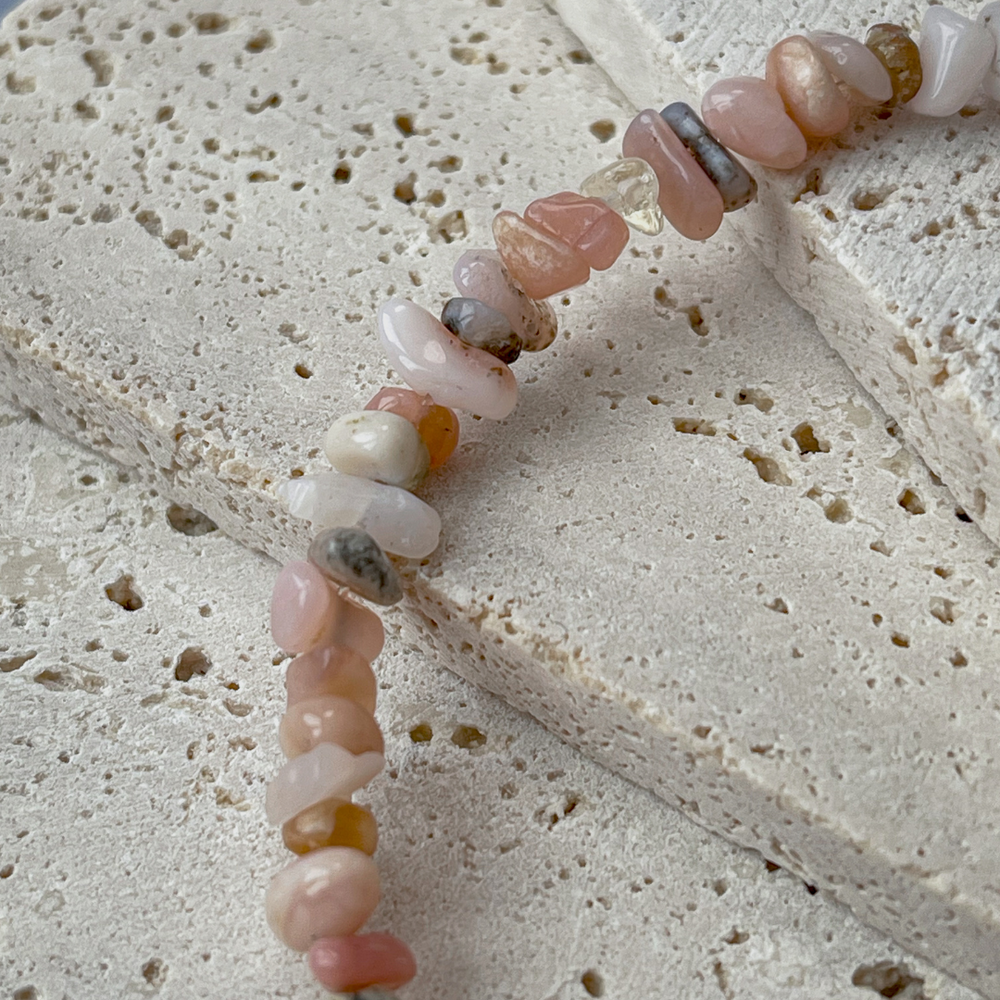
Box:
left=765, top=36, right=850, bottom=139
left=309, top=933, right=418, bottom=992
left=316, top=590, right=385, bottom=663
left=523, top=192, right=629, bottom=270
left=701, top=76, right=808, bottom=170
left=265, top=847, right=380, bottom=952
left=621, top=110, right=724, bottom=240
left=285, top=645, right=377, bottom=713
left=491, top=210, right=590, bottom=300
left=279, top=695, right=384, bottom=758
left=270, top=560, right=333, bottom=654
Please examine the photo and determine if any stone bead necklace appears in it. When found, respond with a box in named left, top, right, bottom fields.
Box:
left=265, top=7, right=1000, bottom=994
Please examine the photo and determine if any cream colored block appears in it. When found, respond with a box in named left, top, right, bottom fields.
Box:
left=0, top=399, right=984, bottom=999
left=554, top=0, right=1000, bottom=543
left=0, top=0, right=998, bottom=996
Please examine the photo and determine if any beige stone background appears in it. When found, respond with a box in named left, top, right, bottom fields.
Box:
left=0, top=0, right=998, bottom=997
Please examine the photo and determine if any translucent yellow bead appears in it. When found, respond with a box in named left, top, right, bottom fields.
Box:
left=282, top=799, right=379, bottom=856
left=580, top=157, right=664, bottom=236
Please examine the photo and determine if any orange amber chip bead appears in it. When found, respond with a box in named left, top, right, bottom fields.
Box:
left=365, top=387, right=459, bottom=468
left=282, top=799, right=379, bottom=856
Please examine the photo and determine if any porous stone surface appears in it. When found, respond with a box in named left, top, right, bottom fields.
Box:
left=0, top=0, right=999, bottom=995
left=0, top=398, right=984, bottom=1000
left=554, top=0, right=1000, bottom=543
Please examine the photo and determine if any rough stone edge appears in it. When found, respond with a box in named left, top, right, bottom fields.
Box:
left=401, top=584, right=999, bottom=1000
left=553, top=0, right=1000, bottom=548
left=3, top=258, right=999, bottom=1000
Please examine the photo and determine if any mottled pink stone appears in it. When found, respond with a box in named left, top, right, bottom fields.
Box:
left=702, top=76, right=809, bottom=170
left=285, top=645, right=378, bottom=713
left=309, top=933, right=418, bottom=992
left=621, top=110, right=724, bottom=240
left=270, top=560, right=333, bottom=654
left=523, top=192, right=630, bottom=270
left=765, top=36, right=850, bottom=139
left=491, top=210, right=590, bottom=300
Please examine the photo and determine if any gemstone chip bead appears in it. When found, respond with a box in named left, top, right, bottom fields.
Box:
left=765, top=35, right=850, bottom=138
left=659, top=102, right=757, bottom=212
left=580, top=157, right=664, bottom=236
left=452, top=249, right=558, bottom=352
left=523, top=191, right=630, bottom=270
left=622, top=109, right=724, bottom=240
left=701, top=76, right=808, bottom=170
left=865, top=23, right=923, bottom=105
left=906, top=6, right=995, bottom=117
left=441, top=296, right=522, bottom=364
left=308, top=526, right=403, bottom=606
left=491, top=210, right=590, bottom=300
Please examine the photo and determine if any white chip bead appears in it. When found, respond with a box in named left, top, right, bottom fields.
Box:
left=323, top=410, right=430, bottom=491
left=377, top=297, right=518, bottom=420
left=806, top=31, right=893, bottom=103
left=265, top=847, right=380, bottom=951
left=278, top=472, right=441, bottom=558
left=907, top=6, right=996, bottom=116
left=264, top=743, right=385, bottom=826
left=978, top=2, right=1000, bottom=101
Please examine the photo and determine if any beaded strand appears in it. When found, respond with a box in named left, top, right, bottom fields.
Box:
left=264, top=8, right=1000, bottom=994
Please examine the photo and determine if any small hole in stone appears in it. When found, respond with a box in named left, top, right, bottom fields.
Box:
left=897, top=489, right=925, bottom=515
left=890, top=633, right=910, bottom=648
left=294, top=363, right=312, bottom=379
left=394, top=173, right=417, bottom=203
left=0, top=864, right=14, bottom=878
left=955, top=507, right=973, bottom=523
left=193, top=12, right=229, bottom=33
left=105, top=574, right=143, bottom=611
left=394, top=113, right=415, bottom=136
left=333, top=162, right=351, bottom=183
left=852, top=961, right=924, bottom=999
left=409, top=723, right=433, bottom=743
left=174, top=647, right=211, bottom=682
left=791, top=422, right=829, bottom=455
left=13, top=988, right=38, bottom=1000
left=451, top=724, right=486, bottom=749
left=589, top=119, right=615, bottom=142
left=141, top=958, right=167, bottom=986
left=245, top=29, right=273, bottom=52
left=166, top=503, right=218, bottom=536
left=0, top=651, right=37, bottom=672
left=580, top=969, right=604, bottom=996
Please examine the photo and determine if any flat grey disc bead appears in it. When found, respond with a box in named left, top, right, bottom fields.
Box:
left=441, top=296, right=522, bottom=365
left=659, top=102, right=758, bottom=212
left=308, top=526, right=403, bottom=606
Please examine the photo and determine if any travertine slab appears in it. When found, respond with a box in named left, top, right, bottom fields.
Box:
left=554, top=0, right=1000, bottom=543
left=0, top=399, right=983, bottom=1000
left=1, top=0, right=999, bottom=996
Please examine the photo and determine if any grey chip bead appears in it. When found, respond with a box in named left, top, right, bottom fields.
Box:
left=441, top=296, right=522, bottom=365
left=308, top=527, right=403, bottom=606
left=659, top=102, right=758, bottom=212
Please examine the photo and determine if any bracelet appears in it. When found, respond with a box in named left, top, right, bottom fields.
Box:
left=265, top=7, right=1000, bottom=994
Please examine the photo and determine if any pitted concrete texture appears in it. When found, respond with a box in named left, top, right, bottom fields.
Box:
left=0, top=397, right=985, bottom=1000
left=0, top=0, right=999, bottom=995
left=554, top=0, right=1000, bottom=545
